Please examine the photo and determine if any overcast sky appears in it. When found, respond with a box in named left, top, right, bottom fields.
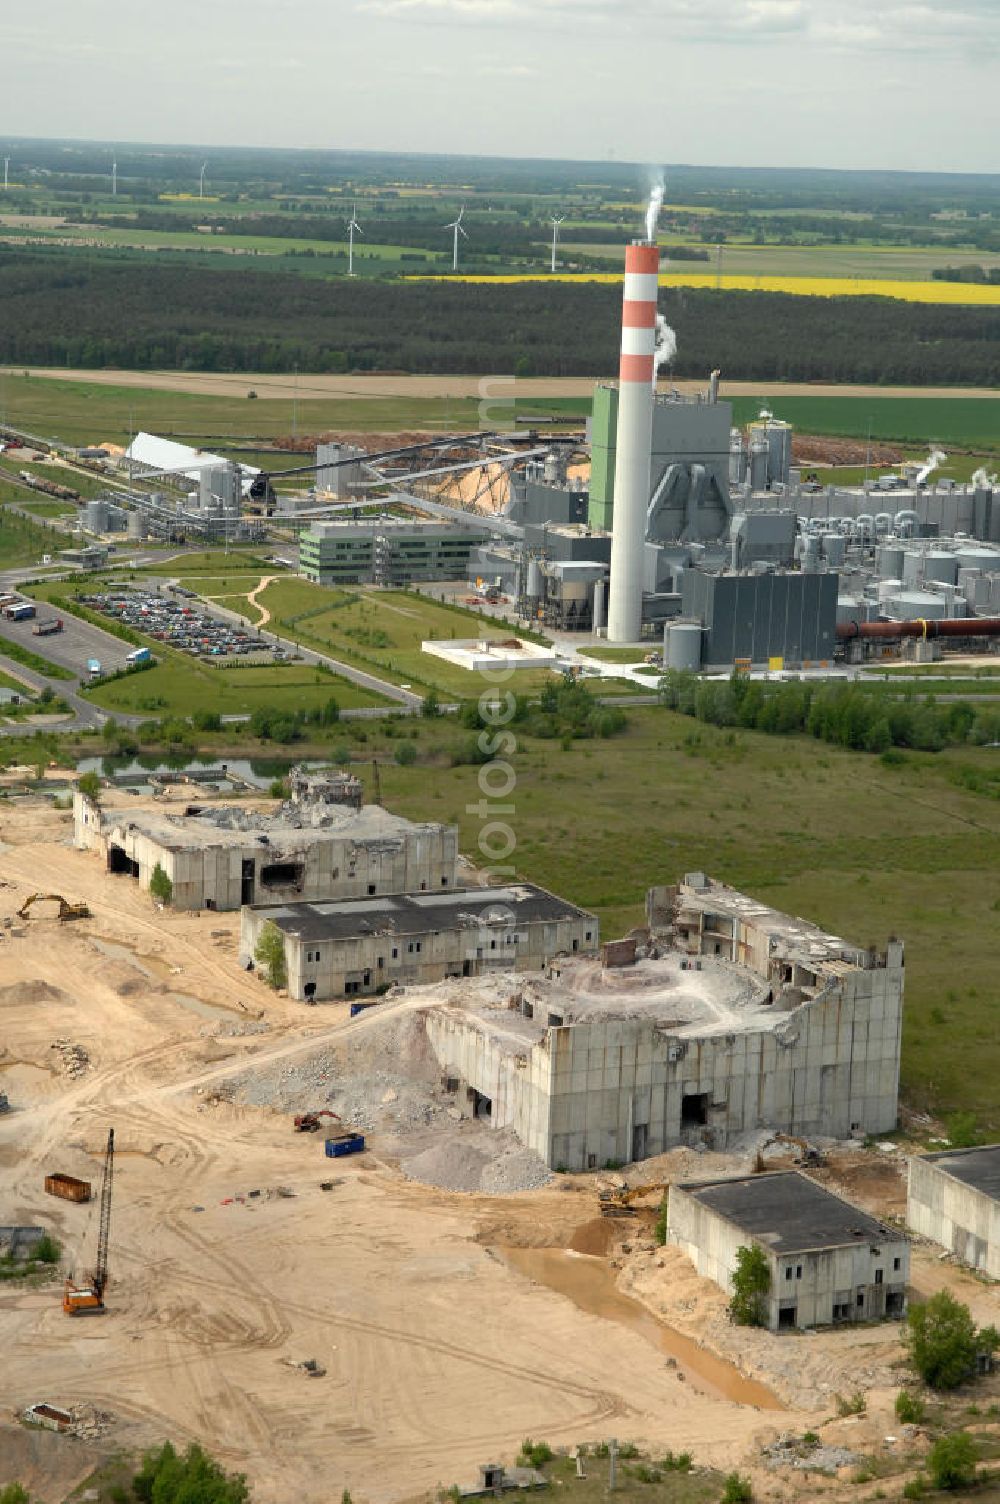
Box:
left=5, top=0, right=999, bottom=174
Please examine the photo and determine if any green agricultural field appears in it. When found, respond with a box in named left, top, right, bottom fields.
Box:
left=373, top=704, right=1000, bottom=1123
left=257, top=579, right=560, bottom=695
left=576, top=239, right=1000, bottom=283
left=84, top=656, right=388, bottom=716
left=47, top=223, right=448, bottom=262
left=730, top=396, right=1000, bottom=453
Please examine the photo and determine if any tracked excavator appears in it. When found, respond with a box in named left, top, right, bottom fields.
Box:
left=18, top=893, right=91, bottom=921
left=294, top=1111, right=340, bottom=1133
left=597, top=1179, right=670, bottom=1215
left=64, top=1128, right=114, bottom=1315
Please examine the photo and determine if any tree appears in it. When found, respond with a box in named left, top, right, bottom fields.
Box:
left=907, top=1291, right=986, bottom=1390
left=0, top=1485, right=30, bottom=1504
left=77, top=770, right=101, bottom=801
left=421, top=689, right=441, bottom=718
left=133, top=1441, right=248, bottom=1504
left=729, top=1244, right=770, bottom=1327
left=928, top=1431, right=978, bottom=1491
left=254, top=921, right=287, bottom=989
left=394, top=741, right=417, bottom=766
left=149, top=863, right=173, bottom=906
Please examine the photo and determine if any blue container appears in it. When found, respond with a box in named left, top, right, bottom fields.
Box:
left=325, top=1133, right=365, bottom=1159
left=349, top=1001, right=379, bottom=1019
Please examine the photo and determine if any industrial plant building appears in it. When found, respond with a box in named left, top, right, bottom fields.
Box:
left=299, top=517, right=489, bottom=587
left=240, top=884, right=598, bottom=1002
left=907, top=1146, right=1000, bottom=1279
left=667, top=1171, right=909, bottom=1331
left=73, top=792, right=458, bottom=913
left=417, top=873, right=904, bottom=1172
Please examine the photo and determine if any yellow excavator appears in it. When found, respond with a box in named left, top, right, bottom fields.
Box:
left=597, top=1179, right=670, bottom=1215
left=17, top=893, right=91, bottom=922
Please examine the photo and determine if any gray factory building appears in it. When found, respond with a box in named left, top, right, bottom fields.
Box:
left=74, top=793, right=458, bottom=913
left=681, top=569, right=838, bottom=668
left=668, top=1171, right=909, bottom=1331
left=417, top=874, right=904, bottom=1171
left=908, top=1146, right=1000, bottom=1279
left=240, top=884, right=598, bottom=1002
left=785, top=483, right=1000, bottom=544
left=590, top=385, right=732, bottom=543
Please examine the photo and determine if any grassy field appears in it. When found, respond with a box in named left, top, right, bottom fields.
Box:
left=729, top=396, right=1000, bottom=452
left=0, top=503, right=61, bottom=567
left=578, top=647, right=647, bottom=664
left=367, top=705, right=1000, bottom=1123
left=84, top=655, right=388, bottom=716
left=135, top=549, right=276, bottom=575
left=574, top=240, right=1000, bottom=283
left=256, top=579, right=561, bottom=695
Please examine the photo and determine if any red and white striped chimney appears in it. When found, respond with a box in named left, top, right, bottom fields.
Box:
left=607, top=240, right=660, bottom=643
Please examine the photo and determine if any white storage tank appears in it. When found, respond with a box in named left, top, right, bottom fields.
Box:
left=127, top=508, right=148, bottom=541
left=956, top=546, right=1000, bottom=572
left=525, top=558, right=543, bottom=603
left=887, top=591, right=947, bottom=621
left=902, top=551, right=924, bottom=586
left=665, top=621, right=703, bottom=672
left=924, top=551, right=958, bottom=586
left=84, top=499, right=108, bottom=533
left=877, top=544, right=905, bottom=579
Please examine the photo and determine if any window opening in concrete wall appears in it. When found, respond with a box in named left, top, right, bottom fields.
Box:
left=893, top=1257, right=901, bottom=1271
left=681, top=1093, right=709, bottom=1127
left=886, top=1291, right=905, bottom=1316
left=796, top=1265, right=802, bottom=1279
left=856, top=1289, right=865, bottom=1308
left=241, top=859, right=255, bottom=904
left=260, top=861, right=304, bottom=890
left=363, top=970, right=371, bottom=987
left=833, top=1302, right=851, bottom=1322
left=108, top=845, right=140, bottom=879
left=875, top=1268, right=883, bottom=1285
left=471, top=1089, right=492, bottom=1120
left=368, top=884, right=376, bottom=896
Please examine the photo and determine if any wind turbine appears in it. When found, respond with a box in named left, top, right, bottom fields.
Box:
left=111, top=153, right=117, bottom=198
left=199, top=162, right=208, bottom=199
left=550, top=214, right=565, bottom=274
left=347, top=201, right=362, bottom=277
left=445, top=205, right=467, bottom=272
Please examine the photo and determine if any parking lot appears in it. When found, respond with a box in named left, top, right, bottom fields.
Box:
left=80, top=584, right=283, bottom=663
left=0, top=599, right=131, bottom=681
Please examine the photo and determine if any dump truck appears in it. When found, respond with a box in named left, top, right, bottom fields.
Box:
left=45, top=1172, right=92, bottom=1203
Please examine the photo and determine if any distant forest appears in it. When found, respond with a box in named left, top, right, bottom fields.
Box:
left=5, top=250, right=1000, bottom=384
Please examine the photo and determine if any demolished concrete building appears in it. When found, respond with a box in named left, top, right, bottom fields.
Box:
left=419, top=873, right=903, bottom=1171
left=240, top=884, right=599, bottom=1002
left=73, top=791, right=458, bottom=912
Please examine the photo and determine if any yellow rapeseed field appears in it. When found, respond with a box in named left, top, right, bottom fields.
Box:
left=417, top=271, right=1000, bottom=306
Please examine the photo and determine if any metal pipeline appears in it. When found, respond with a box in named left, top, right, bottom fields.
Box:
left=837, top=616, right=1000, bottom=641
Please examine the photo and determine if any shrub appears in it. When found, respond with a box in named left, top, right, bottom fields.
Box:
left=254, top=921, right=287, bottom=990
left=836, top=1391, right=866, bottom=1417
left=33, top=1232, right=61, bottom=1264
left=149, top=863, right=173, bottom=906
left=421, top=689, right=441, bottom=718
left=729, top=1244, right=770, bottom=1327
left=654, top=1195, right=668, bottom=1247
left=518, top=1439, right=553, bottom=1468
left=928, top=1431, right=978, bottom=1491
left=902, top=1478, right=927, bottom=1500
left=895, top=1390, right=926, bottom=1425
left=720, top=1472, right=753, bottom=1503
left=394, top=741, right=417, bottom=766
left=907, top=1291, right=987, bottom=1390
left=77, top=770, right=101, bottom=801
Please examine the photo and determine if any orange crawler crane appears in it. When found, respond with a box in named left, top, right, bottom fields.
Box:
left=63, top=1128, right=114, bottom=1316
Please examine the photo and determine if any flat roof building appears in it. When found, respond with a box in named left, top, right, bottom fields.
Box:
left=415, top=873, right=904, bottom=1171
left=74, top=792, right=458, bottom=913
left=299, top=518, right=489, bottom=587
left=668, top=1171, right=909, bottom=1331
left=240, top=884, right=599, bottom=1002
left=908, top=1146, right=1000, bottom=1279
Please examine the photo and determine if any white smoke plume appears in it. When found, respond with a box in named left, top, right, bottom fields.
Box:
left=915, top=448, right=946, bottom=486
left=972, top=466, right=997, bottom=489
left=645, top=181, right=664, bottom=244
left=653, top=313, right=677, bottom=384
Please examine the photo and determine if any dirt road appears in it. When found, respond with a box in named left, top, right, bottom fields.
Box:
left=0, top=802, right=794, bottom=1504
left=15, top=368, right=1000, bottom=402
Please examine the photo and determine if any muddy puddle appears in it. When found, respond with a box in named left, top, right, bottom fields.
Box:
left=91, top=940, right=238, bottom=1019
left=498, top=1245, right=782, bottom=1410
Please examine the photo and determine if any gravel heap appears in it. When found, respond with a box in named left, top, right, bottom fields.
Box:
left=227, top=1004, right=551, bottom=1195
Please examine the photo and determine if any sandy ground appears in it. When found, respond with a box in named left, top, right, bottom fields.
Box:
left=13, top=368, right=1000, bottom=401
left=0, top=797, right=798, bottom=1504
